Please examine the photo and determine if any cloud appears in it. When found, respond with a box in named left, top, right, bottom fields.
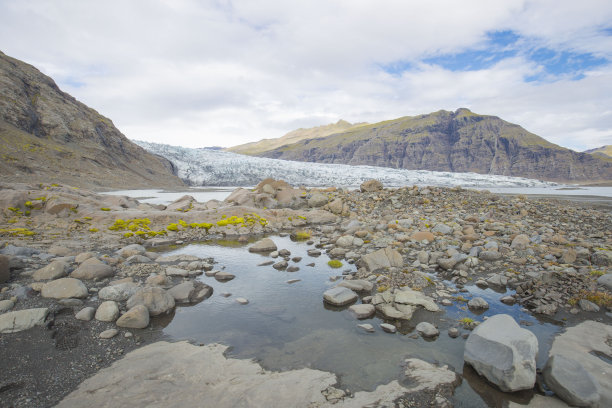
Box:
left=0, top=0, right=611, bottom=150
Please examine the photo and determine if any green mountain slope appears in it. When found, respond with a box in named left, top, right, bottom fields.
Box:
left=584, top=145, right=612, bottom=158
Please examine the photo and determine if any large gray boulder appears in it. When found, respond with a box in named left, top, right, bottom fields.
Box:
left=116, top=305, right=150, bottom=329
left=360, top=179, right=383, bottom=192
left=597, top=273, right=612, bottom=290
left=71, top=257, right=114, bottom=280
left=33, top=260, right=69, bottom=281
left=248, top=238, right=277, bottom=253
left=167, top=281, right=212, bottom=304
left=98, top=282, right=140, bottom=302
left=361, top=247, right=403, bottom=272
left=543, top=354, right=600, bottom=407
left=464, top=314, right=538, bottom=392
left=323, top=287, right=358, bottom=306
left=41, top=278, right=88, bottom=299
left=127, top=287, right=175, bottom=316
left=308, top=193, right=328, bottom=208
left=0, top=308, right=48, bottom=333
left=95, top=301, right=120, bottom=322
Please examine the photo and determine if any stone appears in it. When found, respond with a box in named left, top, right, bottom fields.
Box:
left=561, top=249, right=577, bottom=264
left=500, top=295, right=516, bottom=305
left=33, top=260, right=69, bottom=281
left=236, top=297, right=249, bottom=305
left=337, top=280, right=374, bottom=292
left=71, top=257, right=114, bottom=280
left=100, top=328, right=119, bottom=339
left=328, top=198, right=344, bottom=214
left=117, top=244, right=146, bottom=258
left=95, top=301, right=120, bottom=322
left=479, top=251, right=502, bottom=261
left=486, top=274, right=507, bottom=287
left=0, top=299, right=15, bottom=313
left=286, top=266, right=299, bottom=272
left=99, top=282, right=140, bottom=302
left=116, top=305, right=150, bottom=329
left=394, top=289, right=440, bottom=312
left=432, top=223, right=453, bottom=235
left=464, top=314, right=538, bottom=392
left=0, top=254, right=10, bottom=283
left=249, top=238, right=278, bottom=253
left=125, top=255, right=152, bottom=264
left=378, top=303, right=408, bottom=320
left=323, top=287, right=358, bottom=306
left=75, top=307, right=95, bottom=321
left=59, top=298, right=83, bottom=307
left=360, top=179, right=383, bottom=192
left=0, top=308, right=48, bottom=333
left=410, top=231, right=435, bottom=242
left=126, top=287, right=175, bottom=316
left=357, top=323, right=375, bottom=333
left=597, top=273, right=612, bottom=290
left=380, top=323, right=397, bottom=333
left=416, top=322, right=439, bottom=338
left=543, top=354, right=600, bottom=407
left=437, top=258, right=457, bottom=270
left=272, top=260, right=288, bottom=270
left=75, top=251, right=96, bottom=263
left=336, top=235, right=355, bottom=248
left=591, top=250, right=611, bottom=266
left=308, top=193, right=328, bottom=208
left=348, top=304, right=375, bottom=319
left=468, top=297, right=489, bottom=310
left=214, top=271, right=235, bottom=281
left=146, top=274, right=170, bottom=287
left=41, top=278, right=88, bottom=299
left=361, top=247, right=403, bottom=272
left=578, top=299, right=600, bottom=312
left=511, top=234, right=531, bottom=250
left=165, top=267, right=189, bottom=277
left=448, top=328, right=460, bottom=338
left=168, top=281, right=212, bottom=304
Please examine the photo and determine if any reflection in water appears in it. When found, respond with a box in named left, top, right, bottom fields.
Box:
left=159, top=236, right=562, bottom=406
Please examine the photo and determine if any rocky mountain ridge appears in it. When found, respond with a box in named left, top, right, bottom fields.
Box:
left=585, top=145, right=612, bottom=158
left=0, top=51, right=183, bottom=189
left=255, top=109, right=612, bottom=183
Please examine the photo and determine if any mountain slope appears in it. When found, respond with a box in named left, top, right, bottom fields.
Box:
left=227, top=119, right=367, bottom=155
left=0, top=51, right=183, bottom=189
left=258, top=108, right=612, bottom=183
left=585, top=145, right=612, bottom=158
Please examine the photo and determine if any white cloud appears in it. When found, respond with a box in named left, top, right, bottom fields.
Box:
left=0, top=0, right=611, bottom=150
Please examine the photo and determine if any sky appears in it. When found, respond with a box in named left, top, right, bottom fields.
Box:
left=1, top=0, right=611, bottom=151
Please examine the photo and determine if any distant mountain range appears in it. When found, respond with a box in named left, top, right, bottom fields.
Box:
left=584, top=145, right=612, bottom=158
left=0, top=51, right=183, bottom=189
left=232, top=108, right=611, bottom=183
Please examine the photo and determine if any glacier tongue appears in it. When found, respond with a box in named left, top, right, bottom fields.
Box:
left=135, top=141, right=558, bottom=188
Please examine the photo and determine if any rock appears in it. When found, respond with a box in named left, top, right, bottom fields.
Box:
left=286, top=266, right=299, bottom=272
left=75, top=307, right=95, bottom=321
left=416, top=322, right=439, bottom=338
left=75, top=251, right=96, bottom=263
left=336, top=235, right=355, bottom=248
left=165, top=267, right=189, bottom=277
left=479, top=251, right=502, bottom=261
left=437, top=257, right=457, bottom=270
left=561, top=249, right=577, bottom=264
left=117, top=244, right=146, bottom=258
left=125, top=255, right=152, bottom=264
left=348, top=304, right=375, bottom=319
left=236, top=297, right=249, bottom=305
left=378, top=303, right=409, bottom=320
left=323, top=287, right=358, bottom=306
left=0, top=299, right=15, bottom=313
left=308, top=193, right=328, bottom=208
left=411, top=231, right=435, bottom=242
left=273, top=260, right=288, bottom=270
left=33, top=260, right=69, bottom=281
left=357, top=323, right=375, bottom=333
left=41, top=278, right=88, bottom=299
left=249, top=238, right=278, bottom=253
left=146, top=274, right=171, bottom=287
left=380, top=323, right=397, bottom=333
left=328, top=198, right=344, bottom=214
left=0, top=308, right=48, bottom=333
left=100, top=328, right=119, bottom=339
left=578, top=299, right=600, bottom=312
left=337, top=280, right=373, bottom=292
left=486, top=274, right=507, bottom=287
left=468, top=297, right=489, bottom=310
left=597, top=273, right=612, bottom=290
left=511, top=234, right=531, bottom=250
left=432, top=223, right=453, bottom=235
left=360, top=179, right=383, bottom=192
left=116, top=305, right=150, bottom=329
left=126, top=287, right=175, bottom=316
left=95, top=301, right=120, bottom=322
left=214, top=271, right=235, bottom=281
left=394, top=289, right=440, bottom=312
left=448, top=328, right=460, bottom=338
left=361, top=247, right=403, bottom=272
left=500, top=296, right=516, bottom=305
left=591, top=251, right=611, bottom=266
left=168, top=281, right=212, bottom=304
left=0, top=254, right=10, bottom=283
left=71, top=258, right=114, bottom=280
left=543, top=354, right=600, bottom=407
left=99, top=282, right=140, bottom=302
left=156, top=254, right=200, bottom=263
left=59, top=298, right=83, bottom=307
left=464, top=314, right=538, bottom=392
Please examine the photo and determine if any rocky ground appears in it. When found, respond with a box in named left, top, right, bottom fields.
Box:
left=0, top=179, right=610, bottom=407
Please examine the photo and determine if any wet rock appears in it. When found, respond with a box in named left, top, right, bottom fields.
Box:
left=0, top=308, right=48, bottom=333
left=543, top=354, right=600, bottom=407
left=249, top=238, right=278, bottom=253
left=0, top=299, right=15, bottom=313
left=95, top=301, right=120, bottom=322
left=416, top=322, right=439, bottom=338
left=41, top=278, right=88, bottom=299
left=272, top=260, right=288, bottom=270
left=357, top=323, right=375, bottom=333
left=214, top=271, right=235, bottom=281
left=500, top=296, right=516, bottom=305
left=486, top=274, right=507, bottom=287
left=116, top=305, right=150, bottom=329
left=33, top=260, right=69, bottom=281
left=236, top=297, right=249, bottom=305
left=75, top=307, right=95, bottom=321
left=71, top=257, right=114, bottom=280
left=127, top=287, right=175, bottom=316
left=464, top=314, right=537, bottom=392
left=286, top=266, right=299, bottom=272
left=323, top=286, right=358, bottom=306
left=448, top=328, right=460, bottom=338
left=168, top=281, right=212, bottom=304
left=394, top=289, right=440, bottom=312
left=348, top=304, right=375, bottom=319
left=468, top=297, right=489, bottom=310
left=380, top=323, right=397, bottom=333
left=337, top=279, right=373, bottom=292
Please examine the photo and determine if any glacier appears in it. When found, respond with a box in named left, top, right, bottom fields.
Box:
left=135, top=141, right=559, bottom=189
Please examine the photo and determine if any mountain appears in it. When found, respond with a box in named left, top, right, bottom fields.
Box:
left=136, top=140, right=557, bottom=189
left=585, top=145, right=612, bottom=158
left=255, top=108, right=612, bottom=183
left=0, top=51, right=183, bottom=189
left=227, top=119, right=367, bottom=155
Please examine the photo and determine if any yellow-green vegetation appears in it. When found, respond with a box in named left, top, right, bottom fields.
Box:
left=83, top=216, right=92, bottom=220
left=327, top=259, right=343, bottom=268
left=189, top=222, right=213, bottom=231
left=123, top=232, right=134, bottom=238
left=109, top=218, right=166, bottom=238
left=293, top=230, right=311, bottom=240
left=377, top=285, right=389, bottom=293
left=100, top=207, right=111, bottom=211
left=24, top=201, right=33, bottom=208
left=570, top=290, right=612, bottom=308
left=454, top=296, right=468, bottom=303
left=88, top=227, right=99, bottom=232
left=167, top=223, right=179, bottom=231
left=178, top=219, right=188, bottom=227
left=590, top=269, right=605, bottom=277
left=0, top=227, right=35, bottom=237
left=459, top=317, right=474, bottom=324
left=7, top=207, right=22, bottom=215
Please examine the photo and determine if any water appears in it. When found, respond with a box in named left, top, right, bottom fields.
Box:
left=157, top=236, right=562, bottom=406
left=101, top=187, right=238, bottom=205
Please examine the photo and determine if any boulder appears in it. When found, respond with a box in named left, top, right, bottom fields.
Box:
left=127, top=287, right=175, bottom=316
left=0, top=299, right=15, bottom=313
left=33, top=260, right=69, bottom=281
left=98, top=282, right=140, bottom=302
left=116, top=305, right=150, bottom=329
left=543, top=354, right=600, bottom=407
left=323, top=287, right=358, bottom=306
left=597, top=273, right=612, bottom=290
left=410, top=231, right=435, bottom=243
left=511, top=234, right=531, bottom=250
left=464, top=314, right=538, bottom=392
left=416, top=322, right=439, bottom=338
left=308, top=193, right=328, bottom=208
left=249, top=238, right=278, bottom=253
left=432, top=224, right=453, bottom=235
left=591, top=251, right=611, bottom=266
left=361, top=247, right=403, bottom=272
left=360, top=179, right=383, bottom=192
left=41, top=278, right=88, bottom=299
left=168, top=281, right=212, bottom=304
left=0, top=308, right=48, bottom=333
left=71, top=257, right=114, bottom=280
left=348, top=304, right=375, bottom=319
left=328, top=198, right=344, bottom=214
left=335, top=235, right=355, bottom=248
left=394, top=289, right=440, bottom=312
left=0, top=254, right=10, bottom=283
left=117, top=244, right=146, bottom=258
left=95, top=301, right=120, bottom=322
left=467, top=297, right=489, bottom=310
left=75, top=307, right=95, bottom=321
left=337, top=280, right=374, bottom=292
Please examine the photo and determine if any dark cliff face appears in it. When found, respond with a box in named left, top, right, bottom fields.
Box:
left=260, top=109, right=612, bottom=183
left=0, top=51, right=184, bottom=189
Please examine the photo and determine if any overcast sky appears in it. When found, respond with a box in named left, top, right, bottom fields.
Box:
left=1, top=0, right=611, bottom=151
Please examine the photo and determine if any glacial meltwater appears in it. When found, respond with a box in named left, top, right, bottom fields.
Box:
left=154, top=235, right=562, bottom=407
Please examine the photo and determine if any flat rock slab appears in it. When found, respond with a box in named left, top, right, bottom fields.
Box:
left=41, top=278, right=88, bottom=299
left=349, top=304, right=375, bottom=319
left=323, top=286, right=358, bottom=306
left=543, top=354, right=600, bottom=407
left=0, top=308, right=48, bottom=333
left=56, top=341, right=417, bottom=408
left=249, top=238, right=277, bottom=253
left=394, top=289, right=440, bottom=312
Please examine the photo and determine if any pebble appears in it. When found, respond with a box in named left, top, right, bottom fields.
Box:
left=380, top=323, right=397, bottom=333
left=286, top=279, right=301, bottom=284
left=236, top=297, right=249, bottom=305
left=357, top=323, right=375, bottom=333
left=99, top=329, right=119, bottom=339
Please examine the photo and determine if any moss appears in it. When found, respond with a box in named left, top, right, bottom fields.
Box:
left=293, top=230, right=311, bottom=240
left=88, top=227, right=99, bottom=232
left=377, top=285, right=389, bottom=292
left=327, top=259, right=343, bottom=268
left=166, top=223, right=179, bottom=231
left=123, top=232, right=134, bottom=238
left=100, top=207, right=111, bottom=211
left=590, top=269, right=605, bottom=277
left=0, top=227, right=35, bottom=237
